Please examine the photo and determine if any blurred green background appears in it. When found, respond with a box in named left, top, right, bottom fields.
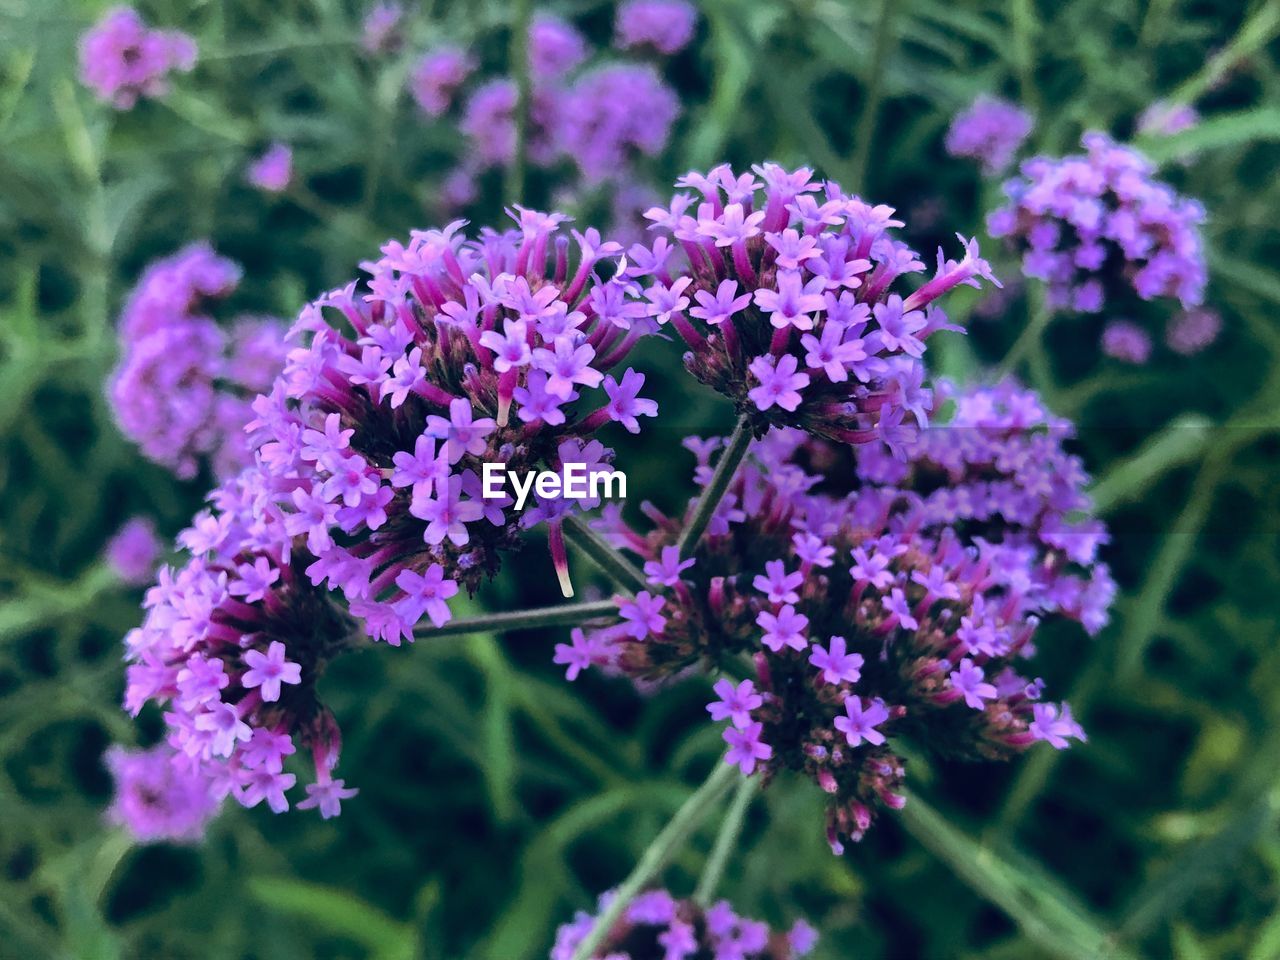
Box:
left=3, top=0, right=1280, bottom=957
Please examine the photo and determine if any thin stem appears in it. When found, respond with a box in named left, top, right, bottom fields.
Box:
left=562, top=515, right=649, bottom=595
left=571, top=759, right=741, bottom=960
left=504, top=0, right=533, bottom=207
left=996, top=296, right=1052, bottom=379
left=849, top=0, right=898, bottom=194
left=414, top=600, right=617, bottom=640
left=693, top=775, right=758, bottom=906
left=677, top=418, right=753, bottom=560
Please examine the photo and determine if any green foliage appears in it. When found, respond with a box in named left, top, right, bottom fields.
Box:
left=3, top=0, right=1280, bottom=958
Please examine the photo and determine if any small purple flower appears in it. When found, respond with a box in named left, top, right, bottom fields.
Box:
left=1165, top=307, right=1221, bottom=355
left=723, top=721, right=772, bottom=774
left=757, top=604, right=809, bottom=652
left=747, top=354, right=810, bottom=413
left=615, top=0, right=698, bottom=54
left=394, top=564, right=459, bottom=629
left=949, top=658, right=998, bottom=710
left=1101, top=320, right=1153, bottom=364
left=361, top=3, right=404, bottom=55
left=752, top=559, right=803, bottom=605
left=241, top=640, right=303, bottom=702
left=619, top=590, right=667, bottom=639
left=79, top=6, right=196, bottom=109
left=602, top=369, right=659, bottom=433
left=104, top=744, right=220, bottom=842
left=296, top=777, right=359, bottom=819
left=247, top=142, right=293, bottom=193
left=1029, top=702, right=1086, bottom=749
left=945, top=95, right=1034, bottom=175
left=809, top=636, right=864, bottom=685
left=834, top=697, right=890, bottom=747
left=528, top=14, right=587, bottom=79
left=411, top=47, right=475, bottom=117
left=707, top=678, right=763, bottom=728
left=106, top=517, right=162, bottom=585
left=554, top=628, right=613, bottom=680
left=643, top=545, right=695, bottom=587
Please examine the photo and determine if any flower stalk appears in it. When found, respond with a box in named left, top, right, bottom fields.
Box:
left=676, top=417, right=753, bottom=560
left=414, top=600, right=618, bottom=640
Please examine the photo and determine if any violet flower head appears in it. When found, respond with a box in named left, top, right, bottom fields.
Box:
left=558, top=65, right=680, bottom=183
left=247, top=142, right=293, bottom=193
left=411, top=47, right=475, bottom=117
left=108, top=244, right=288, bottom=480
left=552, top=889, right=817, bottom=960
left=79, top=6, right=196, bottom=109
left=529, top=14, right=588, bottom=79
left=122, top=468, right=362, bottom=821
left=249, top=210, right=657, bottom=641
left=988, top=132, right=1207, bottom=313
left=1101, top=320, right=1153, bottom=364
left=615, top=0, right=699, bottom=55
left=637, top=163, right=997, bottom=447
left=945, top=95, right=1034, bottom=175
left=1137, top=100, right=1199, bottom=138
left=1165, top=307, right=1221, bottom=355
left=104, top=743, right=221, bottom=843
left=361, top=3, right=405, bottom=55
left=565, top=380, right=1112, bottom=850
left=107, top=516, right=163, bottom=585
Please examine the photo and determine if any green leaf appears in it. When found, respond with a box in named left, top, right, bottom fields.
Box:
left=1142, top=108, right=1280, bottom=163
left=899, top=793, right=1137, bottom=960
left=247, top=877, right=420, bottom=960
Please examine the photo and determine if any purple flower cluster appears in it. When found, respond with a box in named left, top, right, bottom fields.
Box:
left=361, top=3, right=405, bottom=55
left=246, top=210, right=658, bottom=640
left=105, top=743, right=222, bottom=842
left=635, top=164, right=998, bottom=448
left=79, top=6, right=196, bottom=109
left=944, top=95, right=1034, bottom=175
left=988, top=132, right=1207, bottom=313
left=415, top=13, right=683, bottom=195
left=122, top=469, right=361, bottom=821
left=553, top=889, right=817, bottom=960
left=108, top=243, right=288, bottom=480
left=561, top=381, right=1112, bottom=850
left=106, top=516, right=163, bottom=585
left=247, top=142, right=293, bottom=193
left=1101, top=320, right=1153, bottom=364
left=615, top=0, right=699, bottom=55
left=1165, top=307, right=1221, bottom=355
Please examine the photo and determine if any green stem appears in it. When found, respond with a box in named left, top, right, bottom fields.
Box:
left=562, top=515, right=648, bottom=595
left=677, top=418, right=753, bottom=560
left=414, top=600, right=617, bottom=640
left=571, top=759, right=741, bottom=960
left=1167, top=2, right=1280, bottom=106
left=849, top=0, right=898, bottom=194
left=693, top=775, right=758, bottom=906
left=504, top=0, right=533, bottom=207
left=996, top=295, right=1052, bottom=379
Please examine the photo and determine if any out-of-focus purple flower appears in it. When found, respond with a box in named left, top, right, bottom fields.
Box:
left=636, top=163, right=996, bottom=447
left=551, top=889, right=816, bottom=960
left=79, top=6, right=196, bottom=109
left=615, top=0, right=698, bottom=55
left=989, top=132, right=1207, bottom=313
left=1137, top=100, right=1199, bottom=137
left=248, top=209, right=657, bottom=636
left=108, top=244, right=288, bottom=480
left=565, top=380, right=1111, bottom=850
left=106, top=517, right=163, bottom=585
left=529, top=14, right=587, bottom=79
left=1165, top=307, right=1221, bottom=355
left=558, top=64, right=680, bottom=182
left=247, top=142, right=293, bottom=193
left=945, top=95, right=1034, bottom=175
left=361, top=3, right=405, bottom=55
left=411, top=46, right=475, bottom=117
left=460, top=79, right=518, bottom=165
left=1101, top=320, right=1153, bottom=364
left=104, top=743, right=221, bottom=842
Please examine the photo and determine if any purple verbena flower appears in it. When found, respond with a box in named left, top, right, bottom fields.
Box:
left=247, top=142, right=293, bottom=193
left=79, top=6, right=196, bottom=109
left=615, top=0, right=698, bottom=55
left=106, top=517, right=163, bottom=585
left=945, top=95, right=1034, bottom=175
